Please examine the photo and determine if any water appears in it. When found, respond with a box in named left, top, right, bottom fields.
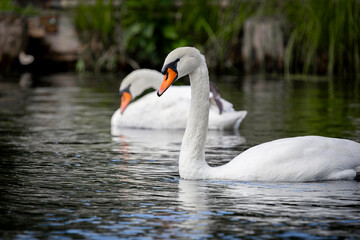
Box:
left=1, top=73, right=360, bottom=239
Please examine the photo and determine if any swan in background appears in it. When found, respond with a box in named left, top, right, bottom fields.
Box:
left=157, top=46, right=360, bottom=181
left=111, top=69, right=247, bottom=133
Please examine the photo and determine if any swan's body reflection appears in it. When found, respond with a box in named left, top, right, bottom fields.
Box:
left=111, top=128, right=246, bottom=157
left=178, top=179, right=360, bottom=238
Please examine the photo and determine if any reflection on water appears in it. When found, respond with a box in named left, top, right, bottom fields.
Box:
left=178, top=180, right=360, bottom=238
left=0, top=73, right=359, bottom=239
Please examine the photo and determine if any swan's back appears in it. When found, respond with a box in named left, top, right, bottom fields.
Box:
left=213, top=136, right=360, bottom=181
left=111, top=85, right=247, bottom=130
left=158, top=46, right=360, bottom=182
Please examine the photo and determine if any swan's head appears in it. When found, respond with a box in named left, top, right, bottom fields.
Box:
left=119, top=69, right=163, bottom=114
left=157, top=47, right=205, bottom=96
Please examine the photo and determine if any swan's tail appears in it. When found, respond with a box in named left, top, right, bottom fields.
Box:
left=233, top=111, right=247, bottom=130
left=209, top=110, right=247, bottom=130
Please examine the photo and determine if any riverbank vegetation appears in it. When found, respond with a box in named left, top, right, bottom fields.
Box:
left=283, top=0, right=360, bottom=76
left=1, top=0, right=359, bottom=77
left=0, top=0, right=38, bottom=15
left=73, top=0, right=360, bottom=77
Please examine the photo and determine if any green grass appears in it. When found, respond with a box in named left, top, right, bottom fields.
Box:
left=0, top=0, right=38, bottom=15
left=70, top=0, right=360, bottom=76
left=284, top=0, right=360, bottom=76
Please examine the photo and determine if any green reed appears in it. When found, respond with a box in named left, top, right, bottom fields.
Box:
left=120, top=0, right=180, bottom=67
left=73, top=0, right=114, bottom=46
left=73, top=0, right=116, bottom=71
left=284, top=0, right=360, bottom=76
left=178, top=0, right=256, bottom=72
left=0, top=0, right=38, bottom=15
left=71, top=0, right=360, bottom=76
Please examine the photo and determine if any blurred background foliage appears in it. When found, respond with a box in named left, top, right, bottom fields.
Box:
left=72, top=0, right=360, bottom=76
left=283, top=0, right=360, bottom=76
left=73, top=0, right=118, bottom=72
left=73, top=0, right=257, bottom=73
left=1, top=0, right=359, bottom=76
left=0, top=0, right=38, bottom=15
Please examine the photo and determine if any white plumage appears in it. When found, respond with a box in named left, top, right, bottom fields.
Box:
left=111, top=69, right=247, bottom=134
left=158, top=46, right=360, bottom=181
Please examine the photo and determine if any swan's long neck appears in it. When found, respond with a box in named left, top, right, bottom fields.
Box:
left=128, top=71, right=163, bottom=98
left=140, top=74, right=163, bottom=92
left=179, top=62, right=211, bottom=179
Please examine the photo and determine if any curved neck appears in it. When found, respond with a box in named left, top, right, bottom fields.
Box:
left=132, top=77, right=162, bottom=98
left=123, top=70, right=163, bottom=99
left=179, top=62, right=210, bottom=179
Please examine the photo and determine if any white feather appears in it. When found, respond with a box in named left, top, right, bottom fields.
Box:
left=111, top=69, right=247, bottom=133
left=160, top=47, right=360, bottom=182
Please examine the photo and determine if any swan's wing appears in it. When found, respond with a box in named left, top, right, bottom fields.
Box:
left=219, top=136, right=360, bottom=181
left=208, top=81, right=238, bottom=113
left=112, top=85, right=248, bottom=130
left=220, top=98, right=236, bottom=113
left=209, top=93, right=236, bottom=113
left=208, top=92, right=247, bottom=129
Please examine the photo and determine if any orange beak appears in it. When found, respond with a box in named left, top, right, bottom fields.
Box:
left=157, top=68, right=178, bottom=96
left=120, top=92, right=132, bottom=114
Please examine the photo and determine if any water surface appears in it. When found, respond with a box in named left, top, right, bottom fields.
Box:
left=0, top=73, right=359, bottom=239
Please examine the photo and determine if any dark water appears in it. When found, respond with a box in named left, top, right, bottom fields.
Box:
left=1, top=73, right=360, bottom=239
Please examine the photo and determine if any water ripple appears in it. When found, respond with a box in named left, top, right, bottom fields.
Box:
left=1, top=75, right=360, bottom=239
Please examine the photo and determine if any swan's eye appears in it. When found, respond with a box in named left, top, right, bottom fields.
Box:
left=162, top=58, right=180, bottom=76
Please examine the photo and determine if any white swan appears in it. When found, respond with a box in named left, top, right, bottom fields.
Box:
left=157, top=47, right=360, bottom=181
left=111, top=69, right=247, bottom=133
